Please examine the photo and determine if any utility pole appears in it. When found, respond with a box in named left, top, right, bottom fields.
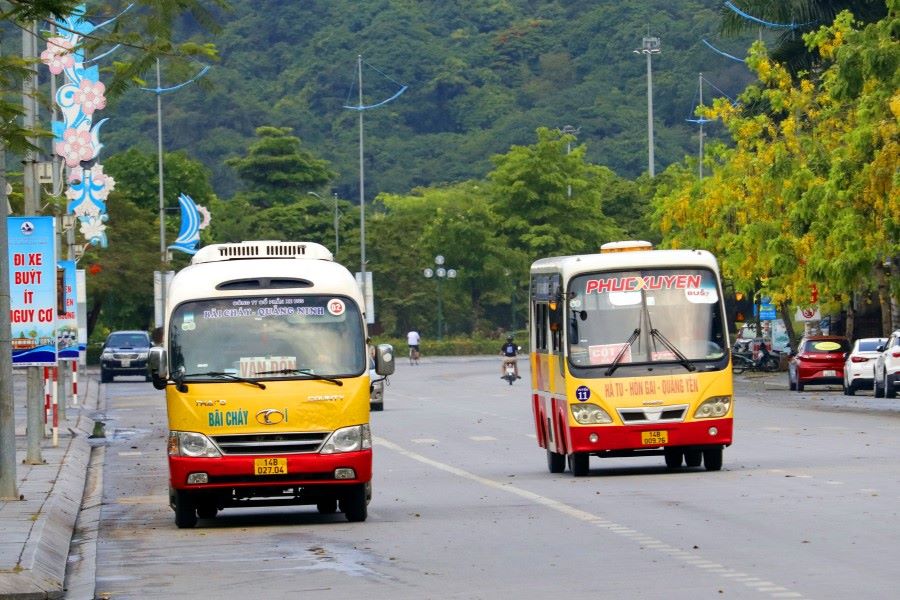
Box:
left=634, top=36, right=660, bottom=177
left=1, top=98, right=18, bottom=499
left=357, top=55, right=367, bottom=315
left=23, top=22, right=43, bottom=465
left=698, top=73, right=704, bottom=181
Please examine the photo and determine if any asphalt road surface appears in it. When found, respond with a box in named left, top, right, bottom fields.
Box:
left=65, top=357, right=900, bottom=599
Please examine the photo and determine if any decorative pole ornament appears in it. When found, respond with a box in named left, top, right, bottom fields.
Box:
left=168, top=193, right=210, bottom=255
left=42, top=3, right=132, bottom=248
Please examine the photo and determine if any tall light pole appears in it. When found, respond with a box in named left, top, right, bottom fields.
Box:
left=634, top=36, right=660, bottom=177
left=423, top=255, right=456, bottom=341
left=560, top=125, right=580, bottom=198
left=141, top=60, right=209, bottom=333
left=308, top=191, right=340, bottom=255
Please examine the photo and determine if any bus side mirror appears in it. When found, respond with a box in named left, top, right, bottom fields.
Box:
left=375, top=343, right=395, bottom=376
left=148, top=347, right=169, bottom=390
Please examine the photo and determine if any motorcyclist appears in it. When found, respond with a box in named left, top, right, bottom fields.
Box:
left=500, top=335, right=520, bottom=379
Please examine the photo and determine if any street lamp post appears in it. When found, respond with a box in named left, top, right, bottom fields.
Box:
left=633, top=36, right=660, bottom=177
left=560, top=125, right=579, bottom=198
left=423, top=255, right=457, bottom=341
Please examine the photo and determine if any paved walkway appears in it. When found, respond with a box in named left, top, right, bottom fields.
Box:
left=0, top=367, right=99, bottom=600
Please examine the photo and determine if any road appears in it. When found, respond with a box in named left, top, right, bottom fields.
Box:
left=65, top=357, right=900, bottom=599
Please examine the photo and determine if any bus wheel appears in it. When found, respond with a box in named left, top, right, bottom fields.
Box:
left=196, top=503, right=217, bottom=520
left=703, top=447, right=723, bottom=471
left=568, top=453, right=589, bottom=477
left=684, top=448, right=702, bottom=467
left=341, top=484, right=368, bottom=522
left=546, top=449, right=566, bottom=474
left=317, top=498, right=338, bottom=514
left=173, top=491, right=198, bottom=529
left=664, top=448, right=683, bottom=469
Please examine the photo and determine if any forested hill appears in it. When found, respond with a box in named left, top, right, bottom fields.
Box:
left=102, top=0, right=760, bottom=200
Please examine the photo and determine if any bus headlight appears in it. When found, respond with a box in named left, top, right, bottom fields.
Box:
left=168, top=431, right=221, bottom=457
left=571, top=403, right=613, bottom=425
left=693, top=396, right=731, bottom=419
left=320, top=424, right=372, bottom=454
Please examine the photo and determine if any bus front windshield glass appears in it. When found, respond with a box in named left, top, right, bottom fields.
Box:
left=169, top=295, right=366, bottom=380
left=567, top=268, right=726, bottom=369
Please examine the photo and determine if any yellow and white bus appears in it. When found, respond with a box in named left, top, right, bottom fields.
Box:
left=148, top=241, right=394, bottom=527
left=529, top=241, right=733, bottom=476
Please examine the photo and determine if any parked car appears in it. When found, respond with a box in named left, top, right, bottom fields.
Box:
left=843, top=337, right=887, bottom=395
left=100, top=330, right=152, bottom=383
left=873, top=330, right=900, bottom=398
left=788, top=335, right=850, bottom=392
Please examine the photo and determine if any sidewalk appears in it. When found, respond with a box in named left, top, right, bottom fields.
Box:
left=0, top=367, right=99, bottom=600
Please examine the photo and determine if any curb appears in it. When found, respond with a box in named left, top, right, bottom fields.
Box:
left=0, top=375, right=98, bottom=600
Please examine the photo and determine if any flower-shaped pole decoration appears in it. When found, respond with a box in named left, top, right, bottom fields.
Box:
left=42, top=3, right=130, bottom=249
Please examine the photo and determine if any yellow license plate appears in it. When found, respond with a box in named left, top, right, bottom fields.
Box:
left=641, top=430, right=668, bottom=446
left=254, top=458, right=287, bottom=475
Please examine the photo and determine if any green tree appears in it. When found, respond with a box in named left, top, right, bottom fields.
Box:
left=489, top=127, right=621, bottom=260
left=225, top=126, right=336, bottom=208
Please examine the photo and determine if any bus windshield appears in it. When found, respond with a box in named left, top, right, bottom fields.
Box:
left=169, top=295, right=366, bottom=380
left=567, top=268, right=726, bottom=369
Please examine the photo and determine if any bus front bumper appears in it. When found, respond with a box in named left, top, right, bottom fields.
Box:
left=169, top=449, right=372, bottom=491
left=568, top=418, right=732, bottom=453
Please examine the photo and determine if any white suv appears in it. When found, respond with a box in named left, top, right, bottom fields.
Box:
left=874, top=330, right=900, bottom=398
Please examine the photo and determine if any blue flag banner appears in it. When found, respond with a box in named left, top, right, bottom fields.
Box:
left=7, top=217, right=58, bottom=366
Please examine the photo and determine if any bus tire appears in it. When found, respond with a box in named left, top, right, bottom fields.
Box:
left=684, top=448, right=702, bottom=467
left=703, top=447, right=723, bottom=471
left=547, top=449, right=566, bottom=473
left=341, top=484, right=368, bottom=522
left=568, top=453, right=589, bottom=477
left=664, top=448, right=683, bottom=469
left=196, top=503, right=217, bottom=520
left=173, top=491, right=198, bottom=529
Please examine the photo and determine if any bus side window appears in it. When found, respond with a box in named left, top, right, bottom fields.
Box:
left=534, top=303, right=548, bottom=352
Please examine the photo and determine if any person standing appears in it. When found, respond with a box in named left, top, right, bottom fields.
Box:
left=407, top=329, right=421, bottom=364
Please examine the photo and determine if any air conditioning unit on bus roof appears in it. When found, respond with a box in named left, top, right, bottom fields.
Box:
left=191, top=241, right=334, bottom=264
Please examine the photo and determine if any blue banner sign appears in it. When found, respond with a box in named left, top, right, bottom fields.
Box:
left=57, top=259, right=79, bottom=360
left=7, top=217, right=57, bottom=366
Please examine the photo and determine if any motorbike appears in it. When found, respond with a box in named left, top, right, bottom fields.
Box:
left=502, top=358, right=518, bottom=385
left=732, top=341, right=780, bottom=374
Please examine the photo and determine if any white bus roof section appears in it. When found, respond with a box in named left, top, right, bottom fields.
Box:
left=191, top=241, right=333, bottom=264
left=530, top=248, right=721, bottom=279
left=168, top=242, right=362, bottom=309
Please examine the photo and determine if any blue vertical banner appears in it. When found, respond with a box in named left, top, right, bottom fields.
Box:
left=7, top=217, right=58, bottom=366
left=57, top=259, right=79, bottom=360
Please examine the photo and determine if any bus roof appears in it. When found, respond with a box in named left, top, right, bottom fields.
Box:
left=168, top=241, right=363, bottom=308
left=530, top=248, right=721, bottom=280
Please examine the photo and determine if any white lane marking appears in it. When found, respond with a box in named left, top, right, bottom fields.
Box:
left=376, top=436, right=806, bottom=599
left=825, top=480, right=844, bottom=485
left=470, top=435, right=497, bottom=442
left=410, top=438, right=439, bottom=444
left=117, top=451, right=143, bottom=456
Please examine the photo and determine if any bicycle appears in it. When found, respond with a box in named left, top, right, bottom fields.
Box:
left=409, top=346, right=420, bottom=365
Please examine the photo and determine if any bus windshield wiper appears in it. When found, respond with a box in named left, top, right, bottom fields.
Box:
left=605, top=328, right=641, bottom=377
left=183, top=371, right=267, bottom=389
left=649, top=329, right=697, bottom=372
left=253, top=368, right=344, bottom=386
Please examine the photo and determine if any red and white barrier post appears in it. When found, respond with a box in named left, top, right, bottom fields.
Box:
left=51, top=366, right=59, bottom=447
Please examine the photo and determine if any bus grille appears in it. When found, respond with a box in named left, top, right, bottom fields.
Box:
left=617, top=405, right=687, bottom=424
left=211, top=432, right=329, bottom=455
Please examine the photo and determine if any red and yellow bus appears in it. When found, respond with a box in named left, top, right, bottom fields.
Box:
left=529, top=241, right=733, bottom=476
